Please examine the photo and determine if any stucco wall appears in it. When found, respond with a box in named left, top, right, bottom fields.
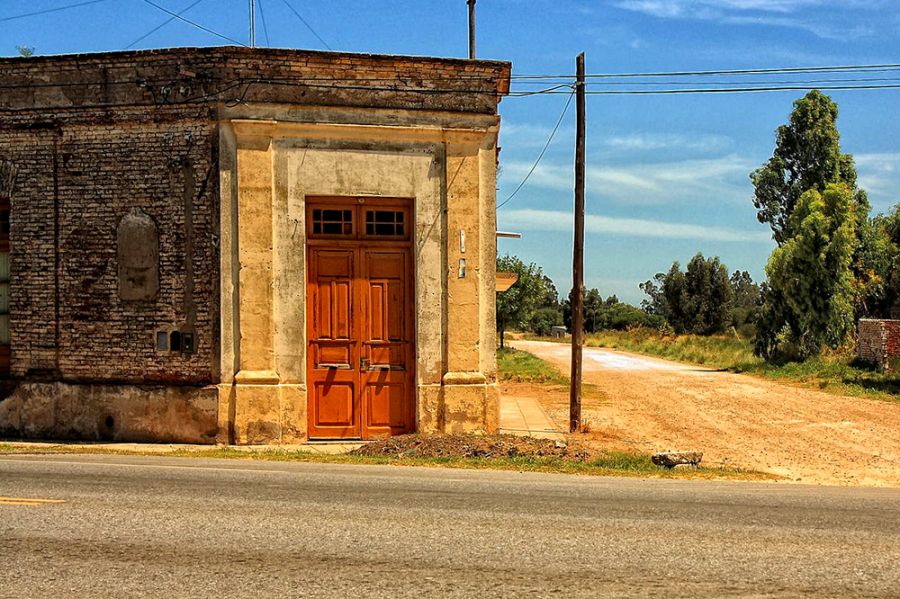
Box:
left=217, top=107, right=501, bottom=444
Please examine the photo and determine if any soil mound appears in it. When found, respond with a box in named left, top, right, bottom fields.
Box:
left=351, top=433, right=591, bottom=460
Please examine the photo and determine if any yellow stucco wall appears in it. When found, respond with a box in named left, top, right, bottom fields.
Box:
left=217, top=105, right=500, bottom=444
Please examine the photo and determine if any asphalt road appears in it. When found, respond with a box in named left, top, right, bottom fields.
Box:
left=2, top=455, right=899, bottom=598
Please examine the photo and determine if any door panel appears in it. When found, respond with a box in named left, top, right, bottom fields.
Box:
left=361, top=249, right=414, bottom=438
left=308, top=248, right=360, bottom=438
left=306, top=199, right=415, bottom=440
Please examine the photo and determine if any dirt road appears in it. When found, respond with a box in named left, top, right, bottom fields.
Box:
left=509, top=340, right=900, bottom=486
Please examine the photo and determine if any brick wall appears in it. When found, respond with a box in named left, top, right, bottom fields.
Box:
left=0, top=46, right=510, bottom=389
left=0, top=105, right=219, bottom=384
left=857, top=319, right=900, bottom=371
left=0, top=47, right=511, bottom=117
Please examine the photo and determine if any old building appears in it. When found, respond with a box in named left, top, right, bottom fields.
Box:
left=0, top=46, right=510, bottom=444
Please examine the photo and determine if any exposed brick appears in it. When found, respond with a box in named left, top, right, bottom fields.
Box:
left=0, top=47, right=510, bottom=389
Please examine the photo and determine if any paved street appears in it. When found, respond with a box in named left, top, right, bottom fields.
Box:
left=2, top=455, right=900, bottom=598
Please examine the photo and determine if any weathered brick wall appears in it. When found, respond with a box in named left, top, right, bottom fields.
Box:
left=857, top=319, right=900, bottom=371
left=0, top=47, right=510, bottom=117
left=0, top=105, right=219, bottom=384
left=0, top=47, right=509, bottom=389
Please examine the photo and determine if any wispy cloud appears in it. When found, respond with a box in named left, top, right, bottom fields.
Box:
left=500, top=154, right=754, bottom=205
left=855, top=152, right=900, bottom=211
left=500, top=208, right=772, bottom=242
left=500, top=121, right=574, bottom=150
left=603, top=133, right=733, bottom=153
left=613, top=0, right=885, bottom=39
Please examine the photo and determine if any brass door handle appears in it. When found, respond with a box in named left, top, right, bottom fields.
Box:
left=360, top=357, right=369, bottom=370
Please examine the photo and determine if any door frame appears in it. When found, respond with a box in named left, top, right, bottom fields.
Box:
left=305, top=196, right=416, bottom=440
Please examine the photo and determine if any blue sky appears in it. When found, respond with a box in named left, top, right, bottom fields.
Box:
left=3, top=0, right=899, bottom=304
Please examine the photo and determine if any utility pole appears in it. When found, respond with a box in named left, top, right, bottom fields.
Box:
left=467, top=0, right=476, bottom=59
left=569, top=52, right=586, bottom=433
left=250, top=0, right=256, bottom=48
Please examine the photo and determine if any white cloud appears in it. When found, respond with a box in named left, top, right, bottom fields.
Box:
left=500, top=154, right=754, bottom=205
left=613, top=0, right=885, bottom=39
left=855, top=152, right=900, bottom=210
left=500, top=121, right=574, bottom=150
left=603, top=133, right=733, bottom=153
left=499, top=208, right=772, bottom=242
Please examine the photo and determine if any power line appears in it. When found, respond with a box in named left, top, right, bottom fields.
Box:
left=139, top=0, right=246, bottom=46
left=497, top=88, right=575, bottom=210
left=512, top=63, right=900, bottom=80
left=257, top=0, right=271, bottom=47
left=535, top=83, right=900, bottom=95
left=0, top=0, right=107, bottom=23
left=280, top=0, right=332, bottom=50
left=126, top=0, right=208, bottom=49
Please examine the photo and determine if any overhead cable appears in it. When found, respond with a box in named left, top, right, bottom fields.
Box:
left=279, top=0, right=332, bottom=50
left=126, top=0, right=208, bottom=49
left=257, top=0, right=271, bottom=47
left=497, top=88, right=575, bottom=210
left=511, top=63, right=900, bottom=80
left=0, top=0, right=107, bottom=23
left=140, top=0, right=247, bottom=46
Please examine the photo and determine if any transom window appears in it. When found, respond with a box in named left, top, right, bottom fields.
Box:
left=365, top=210, right=405, bottom=238
left=311, top=209, right=353, bottom=236
left=307, top=198, right=411, bottom=241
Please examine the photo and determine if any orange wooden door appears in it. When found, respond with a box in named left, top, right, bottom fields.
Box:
left=359, top=248, right=415, bottom=439
left=307, top=248, right=360, bottom=439
left=306, top=199, right=415, bottom=440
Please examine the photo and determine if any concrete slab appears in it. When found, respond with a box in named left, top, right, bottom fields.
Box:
left=499, top=395, right=565, bottom=441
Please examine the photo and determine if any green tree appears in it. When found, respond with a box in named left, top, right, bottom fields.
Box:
left=730, top=270, right=761, bottom=335
left=655, top=254, right=734, bottom=335
left=16, top=46, right=35, bottom=57
left=751, top=90, right=862, bottom=245
left=639, top=273, right=668, bottom=317
left=755, top=184, right=858, bottom=359
left=496, top=255, right=549, bottom=348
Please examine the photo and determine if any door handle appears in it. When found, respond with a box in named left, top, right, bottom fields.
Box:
left=360, top=357, right=369, bottom=370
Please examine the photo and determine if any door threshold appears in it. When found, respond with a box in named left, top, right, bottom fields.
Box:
left=307, top=438, right=368, bottom=444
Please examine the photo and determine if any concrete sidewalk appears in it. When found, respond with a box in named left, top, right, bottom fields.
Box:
left=500, top=395, right=565, bottom=440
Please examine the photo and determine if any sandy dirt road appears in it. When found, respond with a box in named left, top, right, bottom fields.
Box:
left=509, top=340, right=900, bottom=486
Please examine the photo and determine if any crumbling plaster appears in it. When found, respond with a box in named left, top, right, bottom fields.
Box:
left=217, top=105, right=501, bottom=444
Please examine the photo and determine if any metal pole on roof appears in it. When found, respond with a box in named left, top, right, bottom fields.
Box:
left=250, top=0, right=256, bottom=47
left=467, top=0, right=476, bottom=59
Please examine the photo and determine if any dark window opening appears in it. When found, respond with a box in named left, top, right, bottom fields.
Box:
left=365, top=210, right=405, bottom=237
left=311, top=208, right=353, bottom=236
left=170, top=331, right=182, bottom=352
left=181, top=332, right=194, bottom=354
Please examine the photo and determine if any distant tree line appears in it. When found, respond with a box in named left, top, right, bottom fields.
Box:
left=640, top=256, right=760, bottom=337
left=497, top=90, right=900, bottom=364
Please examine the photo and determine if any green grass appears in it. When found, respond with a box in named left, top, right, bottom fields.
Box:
left=498, top=346, right=569, bottom=385
left=555, top=328, right=900, bottom=402
left=0, top=443, right=777, bottom=481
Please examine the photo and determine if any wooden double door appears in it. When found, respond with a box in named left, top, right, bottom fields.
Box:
left=306, top=198, right=415, bottom=439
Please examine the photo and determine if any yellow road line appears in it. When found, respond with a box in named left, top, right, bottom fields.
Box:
left=0, top=496, right=66, bottom=506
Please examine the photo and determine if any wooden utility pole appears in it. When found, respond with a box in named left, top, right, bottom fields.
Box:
left=569, top=52, right=586, bottom=433
left=467, top=0, right=476, bottom=59
left=250, top=0, right=256, bottom=47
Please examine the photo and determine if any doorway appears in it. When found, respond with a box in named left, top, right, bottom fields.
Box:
left=306, top=197, right=416, bottom=439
